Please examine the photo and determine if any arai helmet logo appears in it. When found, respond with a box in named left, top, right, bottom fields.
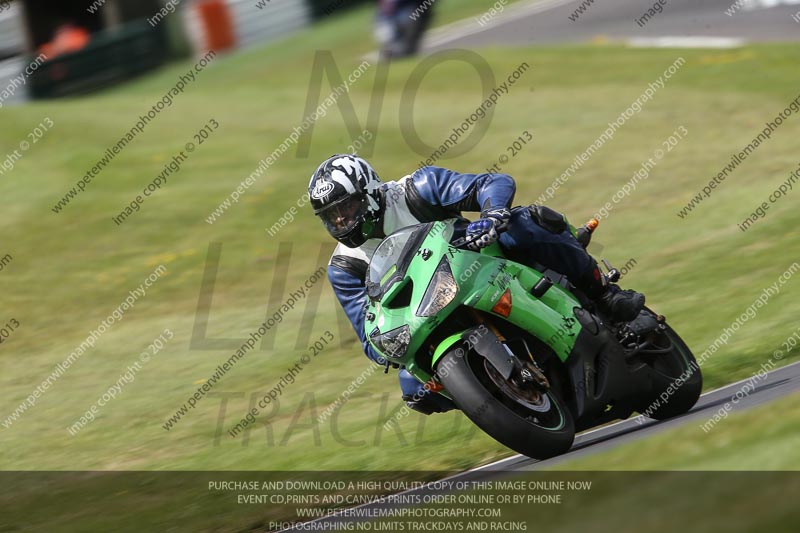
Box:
left=311, top=180, right=334, bottom=200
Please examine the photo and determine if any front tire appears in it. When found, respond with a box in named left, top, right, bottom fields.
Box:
left=437, top=348, right=575, bottom=460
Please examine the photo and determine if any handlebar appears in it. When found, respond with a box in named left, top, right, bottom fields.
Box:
left=449, top=220, right=508, bottom=250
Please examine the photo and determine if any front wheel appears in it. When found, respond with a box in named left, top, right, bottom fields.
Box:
left=437, top=348, right=575, bottom=460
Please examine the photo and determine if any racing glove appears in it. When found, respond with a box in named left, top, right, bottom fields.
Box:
left=466, top=207, right=511, bottom=251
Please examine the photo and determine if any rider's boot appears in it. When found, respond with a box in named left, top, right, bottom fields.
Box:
left=399, top=369, right=457, bottom=415
left=577, top=264, right=645, bottom=322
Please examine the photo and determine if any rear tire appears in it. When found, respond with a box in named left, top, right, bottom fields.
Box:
left=637, top=320, right=703, bottom=420
left=438, top=348, right=575, bottom=460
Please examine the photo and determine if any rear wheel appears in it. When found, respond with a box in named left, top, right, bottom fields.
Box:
left=437, top=348, right=575, bottom=460
left=632, top=318, right=703, bottom=420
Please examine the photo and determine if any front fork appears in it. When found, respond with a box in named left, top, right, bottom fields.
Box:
left=469, top=310, right=550, bottom=391
left=430, top=313, right=550, bottom=395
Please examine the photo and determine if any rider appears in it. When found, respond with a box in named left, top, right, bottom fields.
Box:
left=376, top=0, right=434, bottom=58
left=310, top=154, right=644, bottom=415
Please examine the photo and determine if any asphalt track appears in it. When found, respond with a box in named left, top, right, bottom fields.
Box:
left=423, top=0, right=800, bottom=51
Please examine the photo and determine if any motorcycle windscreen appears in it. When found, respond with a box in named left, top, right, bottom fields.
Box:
left=366, top=223, right=432, bottom=300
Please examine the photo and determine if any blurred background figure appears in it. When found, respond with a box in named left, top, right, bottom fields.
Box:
left=0, top=0, right=319, bottom=105
left=375, top=0, right=434, bottom=59
left=37, top=21, right=91, bottom=61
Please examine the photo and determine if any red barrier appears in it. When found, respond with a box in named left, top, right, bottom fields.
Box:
left=197, top=0, right=236, bottom=52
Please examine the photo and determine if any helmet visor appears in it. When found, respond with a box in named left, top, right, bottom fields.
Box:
left=317, top=195, right=367, bottom=238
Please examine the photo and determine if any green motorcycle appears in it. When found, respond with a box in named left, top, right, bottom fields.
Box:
left=365, top=216, right=702, bottom=459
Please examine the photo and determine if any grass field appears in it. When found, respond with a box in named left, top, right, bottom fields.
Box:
left=3, top=395, right=800, bottom=531
left=1, top=0, right=800, bottom=478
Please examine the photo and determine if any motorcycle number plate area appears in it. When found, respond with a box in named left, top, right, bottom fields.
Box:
left=471, top=330, right=515, bottom=380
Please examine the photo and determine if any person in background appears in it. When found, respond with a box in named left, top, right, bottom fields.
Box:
left=375, top=0, right=434, bottom=58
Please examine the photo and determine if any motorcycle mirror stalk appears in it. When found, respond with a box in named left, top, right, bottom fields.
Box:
left=578, top=217, right=622, bottom=282
left=600, top=258, right=621, bottom=283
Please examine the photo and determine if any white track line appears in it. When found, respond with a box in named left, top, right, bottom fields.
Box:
left=422, top=0, right=577, bottom=50
left=626, top=36, right=747, bottom=49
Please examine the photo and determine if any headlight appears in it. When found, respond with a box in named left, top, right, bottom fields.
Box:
left=416, top=256, right=458, bottom=317
left=370, top=325, right=411, bottom=359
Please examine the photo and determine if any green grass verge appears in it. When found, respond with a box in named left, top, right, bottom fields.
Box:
left=4, top=394, right=800, bottom=530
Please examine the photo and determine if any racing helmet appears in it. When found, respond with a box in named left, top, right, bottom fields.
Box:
left=308, top=154, right=384, bottom=248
